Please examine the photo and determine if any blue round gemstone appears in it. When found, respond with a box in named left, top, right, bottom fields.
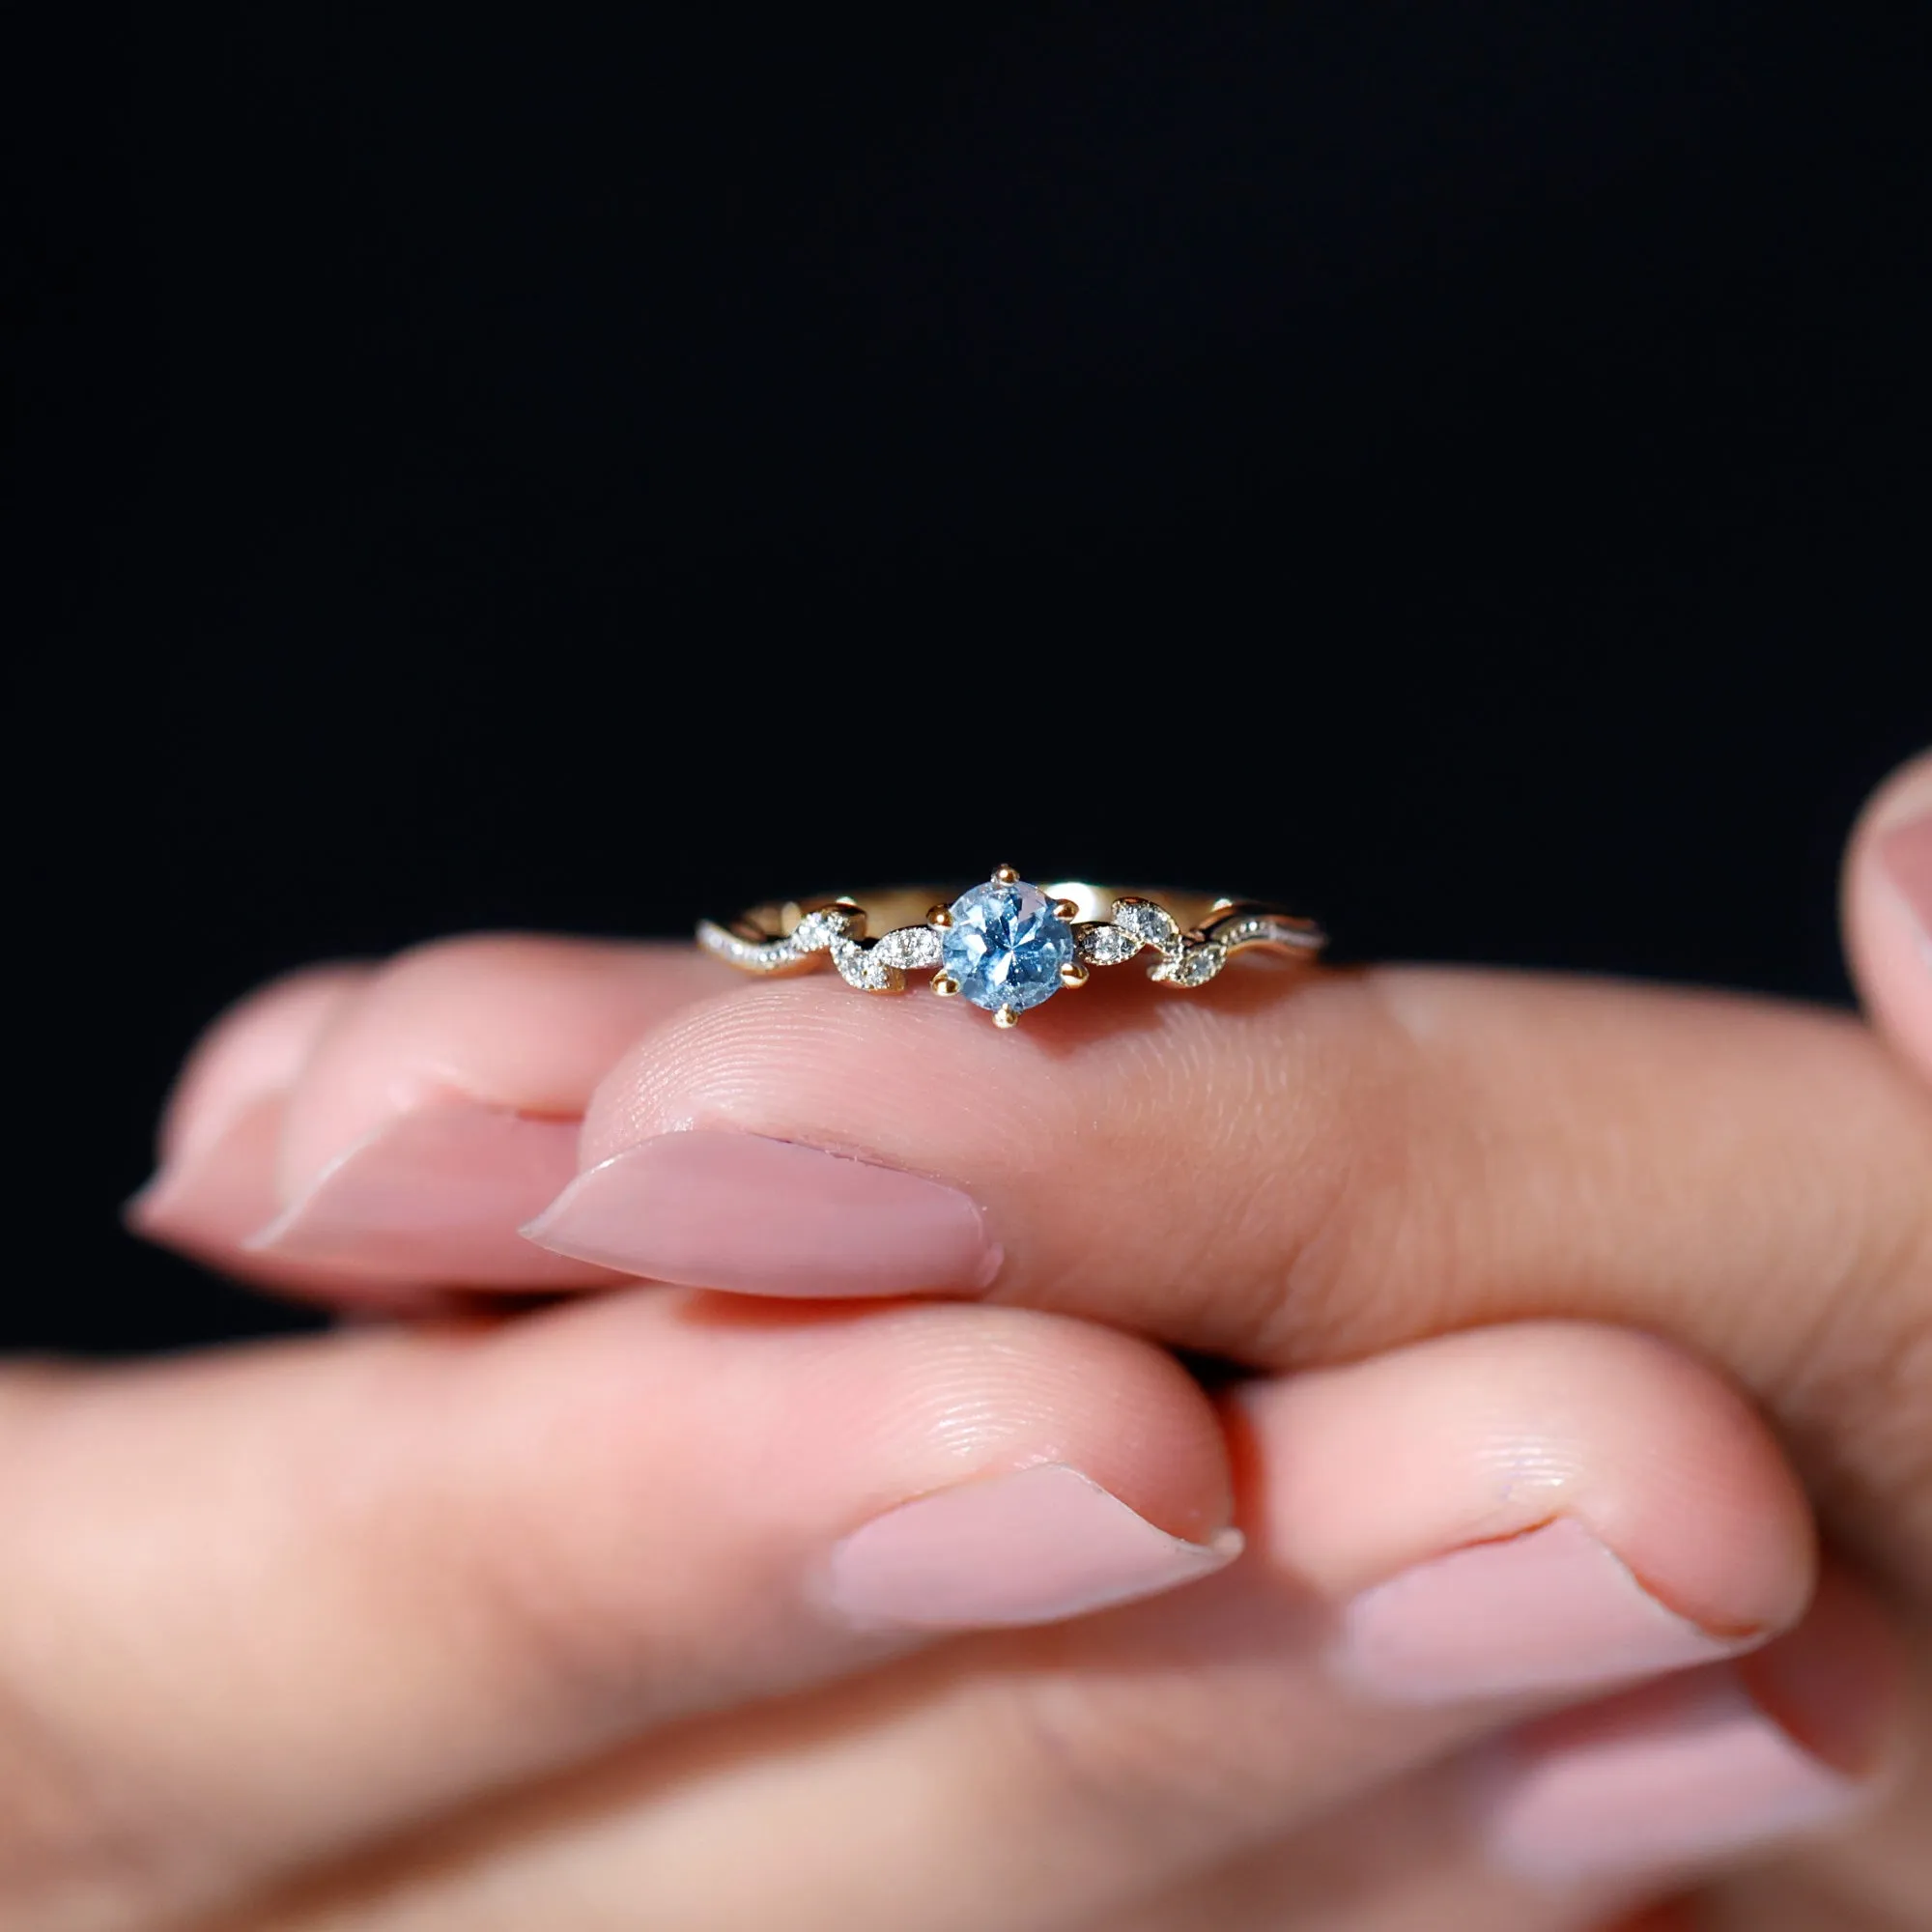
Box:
left=941, top=879, right=1075, bottom=1015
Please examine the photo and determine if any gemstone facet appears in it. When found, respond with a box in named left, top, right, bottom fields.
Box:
left=940, top=879, right=1075, bottom=1016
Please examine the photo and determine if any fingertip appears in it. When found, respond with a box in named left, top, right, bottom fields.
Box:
left=272, top=937, right=728, bottom=1203
left=155, top=962, right=371, bottom=1174
left=142, top=939, right=740, bottom=1299
left=1482, top=1561, right=1900, bottom=1888
left=823, top=1463, right=1240, bottom=1631
left=241, top=1105, right=611, bottom=1289
left=1062, top=1318, right=1236, bottom=1546
left=519, top=1130, right=1002, bottom=1298
left=863, top=1300, right=1238, bottom=1548
left=1843, top=747, right=1932, bottom=1085
left=128, top=1092, right=283, bottom=1239
left=1535, top=1325, right=1817, bottom=1644
left=1234, top=1322, right=1816, bottom=1704
left=126, top=1090, right=406, bottom=1310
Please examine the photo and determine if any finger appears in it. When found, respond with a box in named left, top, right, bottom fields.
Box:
left=241, top=1324, right=1870, bottom=1932
left=132, top=1090, right=474, bottom=1313
left=127, top=963, right=385, bottom=1304
left=146, top=962, right=371, bottom=1178
left=131, top=936, right=732, bottom=1301
left=1844, top=747, right=1932, bottom=1088
left=0, top=1293, right=1231, bottom=1929
left=1120, top=1569, right=1895, bottom=1932
left=525, top=962, right=1932, bottom=1591
left=726, top=1325, right=1840, bottom=1930
left=1110, top=1764, right=1669, bottom=1931
left=1477, top=1563, right=1896, bottom=1890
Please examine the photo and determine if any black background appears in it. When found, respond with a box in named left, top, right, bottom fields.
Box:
left=7, top=3, right=1930, bottom=1353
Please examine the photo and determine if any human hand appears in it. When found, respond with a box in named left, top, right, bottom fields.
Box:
left=81, top=752, right=1932, bottom=1929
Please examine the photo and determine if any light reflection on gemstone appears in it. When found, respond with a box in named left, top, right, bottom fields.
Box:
left=940, top=879, right=1075, bottom=1015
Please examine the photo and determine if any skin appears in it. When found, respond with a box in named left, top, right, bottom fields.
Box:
left=10, top=751, right=1928, bottom=1931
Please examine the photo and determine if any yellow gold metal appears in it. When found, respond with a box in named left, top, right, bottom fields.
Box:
left=697, top=874, right=1327, bottom=1030
left=724, top=885, right=1302, bottom=938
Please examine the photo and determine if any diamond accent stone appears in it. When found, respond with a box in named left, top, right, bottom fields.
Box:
left=790, top=908, right=851, bottom=947
left=1112, top=897, right=1182, bottom=960
left=698, top=877, right=1325, bottom=1022
left=832, top=936, right=899, bottom=991
left=1151, top=941, right=1228, bottom=987
left=1075, top=922, right=1143, bottom=966
left=871, top=925, right=944, bottom=970
left=940, top=879, right=1075, bottom=1015
left=695, top=920, right=803, bottom=972
left=696, top=903, right=863, bottom=977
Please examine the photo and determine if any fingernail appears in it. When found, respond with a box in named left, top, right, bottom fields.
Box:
left=1877, top=810, right=1932, bottom=960
left=244, top=1107, right=590, bottom=1282
left=1334, top=1518, right=1752, bottom=1704
left=521, top=1130, right=1001, bottom=1297
left=825, top=1463, right=1242, bottom=1630
left=1483, top=1671, right=1866, bottom=1884
left=126, top=1094, right=285, bottom=1239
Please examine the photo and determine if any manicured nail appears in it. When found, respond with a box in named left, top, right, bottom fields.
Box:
left=127, top=1094, right=284, bottom=1239
left=1877, top=810, right=1932, bottom=962
left=1334, top=1518, right=1751, bottom=1703
left=521, top=1130, right=1001, bottom=1297
left=244, top=1107, right=589, bottom=1282
left=825, top=1463, right=1242, bottom=1630
left=1483, top=1671, right=1866, bottom=1884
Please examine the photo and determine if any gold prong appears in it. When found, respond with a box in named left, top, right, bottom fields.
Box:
left=931, top=973, right=961, bottom=998
left=927, top=904, right=954, bottom=927
left=994, top=1005, right=1020, bottom=1028
left=1052, top=897, right=1079, bottom=921
left=1058, top=962, right=1090, bottom=989
left=992, top=864, right=1020, bottom=885
left=1210, top=896, right=1236, bottom=913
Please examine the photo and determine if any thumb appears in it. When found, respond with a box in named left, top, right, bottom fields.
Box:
left=1843, top=747, right=1932, bottom=1087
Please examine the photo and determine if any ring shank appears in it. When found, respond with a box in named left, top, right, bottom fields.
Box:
left=734, top=883, right=1310, bottom=943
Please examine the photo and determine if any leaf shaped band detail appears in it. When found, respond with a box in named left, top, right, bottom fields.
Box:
left=697, top=867, right=1325, bottom=1028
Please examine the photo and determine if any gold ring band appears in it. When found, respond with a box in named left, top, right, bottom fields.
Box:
left=697, top=866, right=1324, bottom=1028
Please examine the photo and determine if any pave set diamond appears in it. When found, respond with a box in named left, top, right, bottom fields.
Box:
left=697, top=867, right=1324, bottom=1029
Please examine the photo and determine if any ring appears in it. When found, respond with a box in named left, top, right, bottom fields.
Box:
left=697, top=866, right=1325, bottom=1028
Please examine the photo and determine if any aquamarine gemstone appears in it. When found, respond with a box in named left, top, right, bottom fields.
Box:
left=941, top=879, right=1074, bottom=1014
